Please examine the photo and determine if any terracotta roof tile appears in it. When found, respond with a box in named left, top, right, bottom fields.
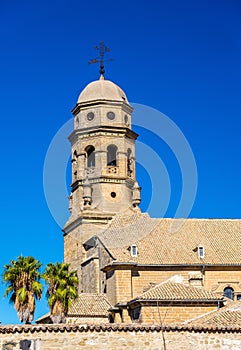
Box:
left=130, top=278, right=222, bottom=302
left=105, top=217, right=241, bottom=265
left=67, top=293, right=112, bottom=317
left=97, top=213, right=159, bottom=249
left=183, top=301, right=241, bottom=327
left=0, top=322, right=241, bottom=333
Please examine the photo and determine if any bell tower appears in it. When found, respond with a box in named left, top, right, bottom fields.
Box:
left=63, top=52, right=141, bottom=284
left=68, top=75, right=140, bottom=216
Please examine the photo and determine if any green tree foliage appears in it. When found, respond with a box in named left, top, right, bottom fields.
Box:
left=42, top=262, right=78, bottom=323
left=2, top=256, right=42, bottom=324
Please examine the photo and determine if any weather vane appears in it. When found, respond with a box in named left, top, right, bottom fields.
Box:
left=88, top=41, right=114, bottom=76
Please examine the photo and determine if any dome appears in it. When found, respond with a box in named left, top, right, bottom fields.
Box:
left=77, top=76, right=129, bottom=104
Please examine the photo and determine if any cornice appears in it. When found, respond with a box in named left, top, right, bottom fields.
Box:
left=72, top=99, right=133, bottom=115
left=68, top=126, right=138, bottom=144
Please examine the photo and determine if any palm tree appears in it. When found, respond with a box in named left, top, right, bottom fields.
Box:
left=42, top=262, right=78, bottom=323
left=2, top=256, right=42, bottom=324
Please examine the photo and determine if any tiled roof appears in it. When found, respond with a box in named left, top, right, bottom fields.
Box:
left=104, top=217, right=241, bottom=265
left=183, top=301, right=241, bottom=327
left=97, top=212, right=159, bottom=249
left=36, top=312, right=51, bottom=324
left=107, top=211, right=144, bottom=229
left=129, top=278, right=222, bottom=303
left=67, top=293, right=112, bottom=317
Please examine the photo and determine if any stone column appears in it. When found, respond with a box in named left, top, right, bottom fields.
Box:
left=95, top=150, right=107, bottom=177
left=117, top=151, right=127, bottom=177
left=77, top=152, right=86, bottom=179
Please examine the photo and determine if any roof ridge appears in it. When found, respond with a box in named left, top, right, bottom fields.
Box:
left=156, top=218, right=241, bottom=221
left=133, top=278, right=222, bottom=301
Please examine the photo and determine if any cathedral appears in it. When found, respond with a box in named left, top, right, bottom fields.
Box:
left=36, top=61, right=241, bottom=327
left=49, top=68, right=241, bottom=326
left=3, top=48, right=240, bottom=349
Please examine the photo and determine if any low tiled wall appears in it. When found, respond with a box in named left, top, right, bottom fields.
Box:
left=0, top=324, right=240, bottom=350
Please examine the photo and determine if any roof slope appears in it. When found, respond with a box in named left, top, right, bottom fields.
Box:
left=67, top=293, right=112, bottom=317
left=129, top=279, right=222, bottom=303
left=183, top=301, right=241, bottom=327
left=97, top=212, right=159, bottom=249
left=102, top=215, right=241, bottom=265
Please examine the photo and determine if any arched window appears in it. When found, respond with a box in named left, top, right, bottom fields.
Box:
left=224, top=287, right=234, bottom=300
left=127, top=148, right=132, bottom=176
left=72, top=150, right=78, bottom=178
left=85, top=146, right=95, bottom=167
left=107, top=145, right=117, bottom=166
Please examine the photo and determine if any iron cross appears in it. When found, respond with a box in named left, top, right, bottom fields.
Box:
left=88, top=41, right=113, bottom=76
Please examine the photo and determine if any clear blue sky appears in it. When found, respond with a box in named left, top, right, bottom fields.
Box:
left=0, top=0, right=240, bottom=324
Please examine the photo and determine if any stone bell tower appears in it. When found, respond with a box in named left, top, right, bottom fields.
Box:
left=63, top=66, right=141, bottom=283
left=71, top=75, right=140, bottom=214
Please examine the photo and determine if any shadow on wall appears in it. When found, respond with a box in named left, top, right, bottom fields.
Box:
left=2, top=339, right=41, bottom=350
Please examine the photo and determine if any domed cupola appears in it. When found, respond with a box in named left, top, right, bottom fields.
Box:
left=77, top=75, right=129, bottom=104
left=72, top=75, right=133, bottom=130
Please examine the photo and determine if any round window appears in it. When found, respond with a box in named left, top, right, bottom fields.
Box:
left=107, top=111, right=115, bottom=120
left=87, top=112, right=95, bottom=121
left=111, top=192, right=116, bottom=198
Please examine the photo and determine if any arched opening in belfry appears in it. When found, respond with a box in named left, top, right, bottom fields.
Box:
left=85, top=145, right=95, bottom=167
left=107, top=145, right=117, bottom=166
left=127, top=148, right=132, bottom=176
left=72, top=150, right=78, bottom=179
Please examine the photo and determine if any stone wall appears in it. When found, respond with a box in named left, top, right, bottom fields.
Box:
left=64, top=222, right=106, bottom=292
left=1, top=324, right=241, bottom=350
left=204, top=267, right=241, bottom=298
left=139, top=304, right=217, bottom=324
left=82, top=258, right=99, bottom=293
left=106, top=266, right=241, bottom=305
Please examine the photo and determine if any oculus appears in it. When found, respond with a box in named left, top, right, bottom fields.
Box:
left=87, top=112, right=95, bottom=121
left=107, top=111, right=115, bottom=120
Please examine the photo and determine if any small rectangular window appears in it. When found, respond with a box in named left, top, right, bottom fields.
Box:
left=198, top=246, right=204, bottom=259
left=131, top=244, right=138, bottom=257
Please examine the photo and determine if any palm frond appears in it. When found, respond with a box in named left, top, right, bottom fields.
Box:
left=2, top=255, right=43, bottom=323
left=43, top=262, right=79, bottom=323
